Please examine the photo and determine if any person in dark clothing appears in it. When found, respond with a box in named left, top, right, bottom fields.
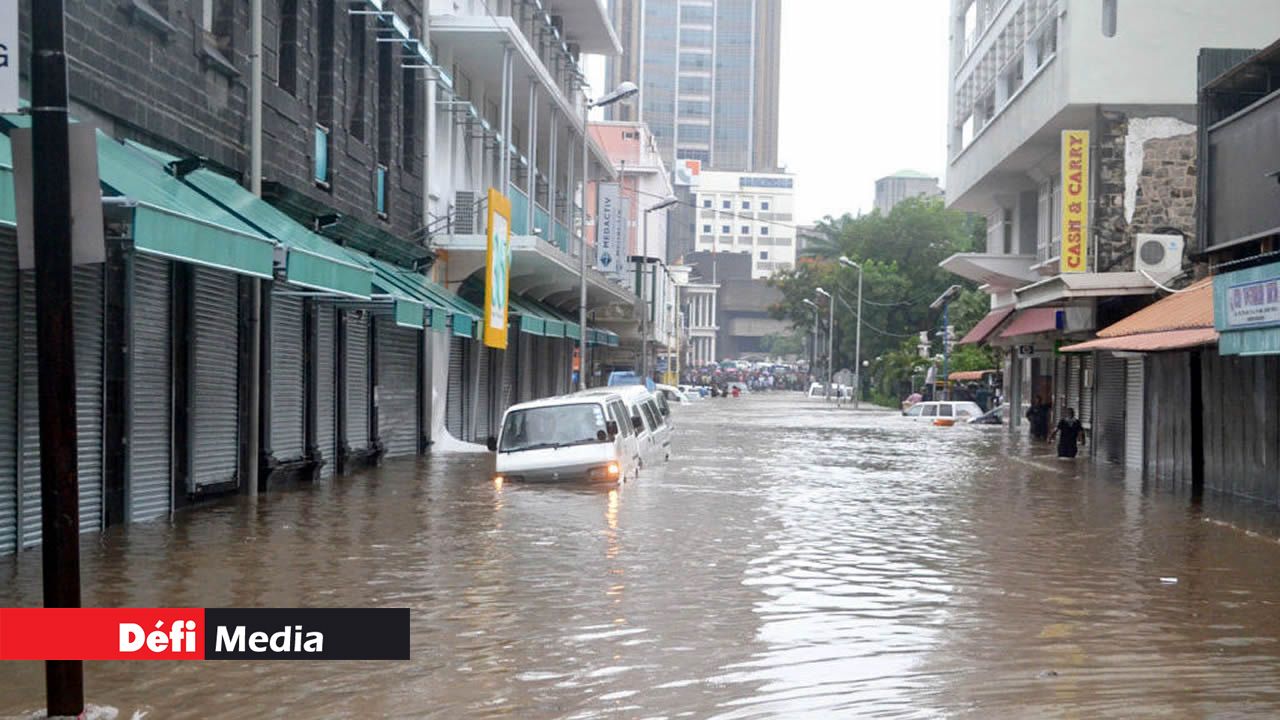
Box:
left=1026, top=395, right=1051, bottom=440
left=1050, top=408, right=1086, bottom=458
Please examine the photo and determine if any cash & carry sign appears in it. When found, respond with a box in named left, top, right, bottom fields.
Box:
left=1060, top=130, right=1090, bottom=274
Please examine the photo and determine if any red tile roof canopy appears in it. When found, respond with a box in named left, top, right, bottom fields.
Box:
left=1061, top=278, right=1217, bottom=353
left=999, top=307, right=1062, bottom=338
left=958, top=307, right=1014, bottom=345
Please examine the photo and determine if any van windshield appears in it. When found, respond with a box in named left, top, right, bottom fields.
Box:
left=499, top=404, right=608, bottom=452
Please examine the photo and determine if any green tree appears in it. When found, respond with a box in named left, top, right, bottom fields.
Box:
left=771, top=197, right=986, bottom=374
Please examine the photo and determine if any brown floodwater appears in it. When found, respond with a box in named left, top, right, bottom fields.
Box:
left=5, top=393, right=1280, bottom=718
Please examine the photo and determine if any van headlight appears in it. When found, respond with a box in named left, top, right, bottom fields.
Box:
left=588, top=463, right=621, bottom=481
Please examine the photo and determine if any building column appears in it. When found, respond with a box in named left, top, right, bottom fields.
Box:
left=527, top=81, right=538, bottom=232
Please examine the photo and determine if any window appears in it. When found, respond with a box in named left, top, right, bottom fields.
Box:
left=741, top=225, right=750, bottom=235
left=761, top=200, right=770, bottom=211
left=702, top=198, right=712, bottom=208
left=1001, top=57, right=1024, bottom=104
left=678, top=124, right=710, bottom=143
left=202, top=0, right=234, bottom=53
left=375, top=164, right=388, bottom=218
left=679, top=52, right=712, bottom=72
left=313, top=125, right=331, bottom=187
left=349, top=13, right=367, bottom=140
left=277, top=0, right=298, bottom=94
left=741, top=200, right=751, bottom=210
left=702, top=224, right=711, bottom=233
left=401, top=68, right=417, bottom=171
left=721, top=200, right=730, bottom=209
left=680, top=28, right=712, bottom=48
left=678, top=99, right=711, bottom=119
left=939, top=404, right=954, bottom=418
left=760, top=226, right=769, bottom=236
left=316, top=0, right=336, bottom=128
left=679, top=4, right=713, bottom=23
left=922, top=404, right=938, bottom=417
left=721, top=225, right=731, bottom=235
left=678, top=74, right=711, bottom=95
left=760, top=251, right=769, bottom=260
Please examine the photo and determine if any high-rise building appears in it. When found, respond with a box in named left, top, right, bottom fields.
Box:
left=874, top=170, right=943, bottom=215
left=605, top=0, right=782, bottom=173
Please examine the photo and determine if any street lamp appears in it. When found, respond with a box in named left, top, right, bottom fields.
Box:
left=815, top=287, right=834, bottom=401
left=802, top=298, right=820, bottom=381
left=578, top=81, right=639, bottom=390
left=838, top=256, right=864, bottom=409
left=640, top=195, right=679, bottom=381
left=930, top=284, right=963, bottom=401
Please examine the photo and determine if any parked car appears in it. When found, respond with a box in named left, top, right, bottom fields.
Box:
left=488, top=394, right=639, bottom=483
left=967, top=404, right=1008, bottom=425
left=655, top=383, right=691, bottom=406
left=607, top=371, right=655, bottom=390
left=806, top=382, right=851, bottom=399
left=676, top=384, right=703, bottom=400
left=588, top=385, right=671, bottom=466
left=903, top=401, right=985, bottom=425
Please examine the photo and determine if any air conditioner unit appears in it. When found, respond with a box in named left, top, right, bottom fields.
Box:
left=1134, top=233, right=1184, bottom=277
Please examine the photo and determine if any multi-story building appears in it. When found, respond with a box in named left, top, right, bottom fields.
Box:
left=684, top=251, right=788, bottom=361
left=874, top=170, right=943, bottom=215
left=693, top=169, right=795, bottom=279
left=603, top=0, right=781, bottom=172
left=941, top=0, right=1280, bottom=463
left=0, top=0, right=638, bottom=555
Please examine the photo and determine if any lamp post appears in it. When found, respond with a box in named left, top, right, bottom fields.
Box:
left=930, top=285, right=963, bottom=401
left=640, top=195, right=679, bottom=381
left=815, top=287, right=834, bottom=401
left=839, top=256, right=864, bottom=409
left=578, top=81, right=639, bottom=390
left=802, top=298, right=819, bottom=384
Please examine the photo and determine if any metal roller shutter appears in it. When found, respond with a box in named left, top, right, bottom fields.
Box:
left=18, top=264, right=105, bottom=545
left=1067, top=356, right=1082, bottom=419
left=346, top=313, right=370, bottom=451
left=501, top=344, right=517, bottom=420
left=1125, top=358, right=1145, bottom=470
left=1095, top=353, right=1126, bottom=464
left=539, top=338, right=555, bottom=399
left=128, top=254, right=172, bottom=522
left=191, top=267, right=240, bottom=491
left=316, top=304, right=336, bottom=477
left=475, top=346, right=492, bottom=440
left=0, top=235, right=16, bottom=554
left=446, top=336, right=465, bottom=440
left=377, top=320, right=419, bottom=458
left=518, top=333, right=534, bottom=403
left=1079, top=354, right=1094, bottom=429
left=270, top=293, right=305, bottom=461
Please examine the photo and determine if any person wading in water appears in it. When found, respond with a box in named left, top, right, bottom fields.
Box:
left=1050, top=407, right=1087, bottom=459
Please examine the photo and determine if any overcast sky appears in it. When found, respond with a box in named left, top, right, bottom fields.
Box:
left=588, top=0, right=951, bottom=226
left=778, top=1, right=950, bottom=224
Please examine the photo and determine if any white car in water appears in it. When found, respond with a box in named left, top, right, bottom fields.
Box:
left=488, top=394, right=637, bottom=483
left=581, top=385, right=671, bottom=467
left=655, top=383, right=692, bottom=406
left=903, top=401, right=984, bottom=425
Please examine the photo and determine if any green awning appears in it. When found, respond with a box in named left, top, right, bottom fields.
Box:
left=369, top=258, right=440, bottom=330
left=383, top=266, right=482, bottom=339
left=124, top=141, right=372, bottom=299
left=0, top=133, right=13, bottom=228
left=508, top=294, right=547, bottom=336
left=527, top=296, right=580, bottom=340
left=94, top=134, right=276, bottom=277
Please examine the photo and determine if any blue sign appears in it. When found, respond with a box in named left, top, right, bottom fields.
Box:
left=1214, top=261, right=1280, bottom=356
left=740, top=176, right=793, bottom=189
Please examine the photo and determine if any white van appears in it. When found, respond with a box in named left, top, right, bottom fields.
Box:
left=488, top=394, right=638, bottom=483
left=904, top=401, right=984, bottom=423
left=584, top=385, right=671, bottom=466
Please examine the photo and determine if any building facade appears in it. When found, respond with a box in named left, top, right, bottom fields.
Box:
left=942, top=0, right=1280, bottom=462
left=693, top=169, right=795, bottom=279
left=0, top=0, right=638, bottom=555
left=874, top=170, right=943, bottom=215
left=604, top=0, right=781, bottom=172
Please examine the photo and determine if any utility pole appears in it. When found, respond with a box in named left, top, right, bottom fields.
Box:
left=31, top=0, right=85, bottom=714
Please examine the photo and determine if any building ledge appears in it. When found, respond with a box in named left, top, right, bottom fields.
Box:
left=940, top=252, right=1038, bottom=289
left=1014, top=272, right=1156, bottom=309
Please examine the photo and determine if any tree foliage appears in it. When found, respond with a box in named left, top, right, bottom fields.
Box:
left=772, top=197, right=989, bottom=392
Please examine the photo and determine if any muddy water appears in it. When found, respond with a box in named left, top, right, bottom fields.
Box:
left=5, top=394, right=1280, bottom=718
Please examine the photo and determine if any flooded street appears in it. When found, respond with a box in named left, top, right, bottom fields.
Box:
left=7, top=393, right=1280, bottom=718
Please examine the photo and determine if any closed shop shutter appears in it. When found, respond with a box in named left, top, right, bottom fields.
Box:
left=1067, top=356, right=1082, bottom=418
left=518, top=333, right=534, bottom=403
left=377, top=319, right=419, bottom=458
left=475, top=346, right=491, bottom=441
left=269, top=293, right=305, bottom=461
left=446, top=336, right=465, bottom=440
left=1125, top=358, right=1145, bottom=470
left=1095, top=352, right=1126, bottom=464
left=501, top=344, right=517, bottom=419
left=539, top=339, right=555, bottom=399
left=316, top=304, right=337, bottom=478
left=0, top=234, right=16, bottom=554
left=1079, top=354, right=1094, bottom=429
left=129, top=254, right=172, bottom=522
left=19, top=264, right=105, bottom=545
left=346, top=313, right=370, bottom=451
left=191, top=267, right=240, bottom=491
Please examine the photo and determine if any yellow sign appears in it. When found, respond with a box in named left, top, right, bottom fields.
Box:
left=1060, top=130, right=1090, bottom=274
left=483, top=188, right=512, bottom=349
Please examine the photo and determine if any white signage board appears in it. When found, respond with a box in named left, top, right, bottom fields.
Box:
left=13, top=125, right=107, bottom=267
left=0, top=0, right=16, bottom=113
left=595, top=181, right=623, bottom=275
left=1226, top=276, right=1280, bottom=329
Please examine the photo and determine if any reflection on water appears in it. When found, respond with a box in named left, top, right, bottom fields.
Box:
left=5, top=395, right=1280, bottom=717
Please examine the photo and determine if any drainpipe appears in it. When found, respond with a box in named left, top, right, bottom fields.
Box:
left=246, top=0, right=263, bottom=497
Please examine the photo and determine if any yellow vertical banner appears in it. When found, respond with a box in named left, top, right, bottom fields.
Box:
left=484, top=188, right=512, bottom=349
left=1060, top=130, right=1090, bottom=274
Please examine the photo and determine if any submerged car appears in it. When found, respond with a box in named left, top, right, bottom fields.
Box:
left=488, top=394, right=637, bottom=483
left=903, top=401, right=984, bottom=425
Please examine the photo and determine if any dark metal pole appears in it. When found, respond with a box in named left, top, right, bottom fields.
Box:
left=31, top=0, right=86, bottom=715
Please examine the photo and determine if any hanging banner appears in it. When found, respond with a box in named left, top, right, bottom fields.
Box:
left=595, top=181, right=623, bottom=275
left=1060, top=130, right=1090, bottom=274
left=483, top=188, right=512, bottom=349
left=0, top=0, right=15, bottom=113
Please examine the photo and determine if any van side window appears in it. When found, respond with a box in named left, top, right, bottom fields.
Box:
left=939, top=404, right=953, bottom=417
left=922, top=404, right=937, bottom=417
left=641, top=402, right=660, bottom=431
left=630, top=405, right=646, bottom=433
left=610, top=401, right=632, bottom=436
